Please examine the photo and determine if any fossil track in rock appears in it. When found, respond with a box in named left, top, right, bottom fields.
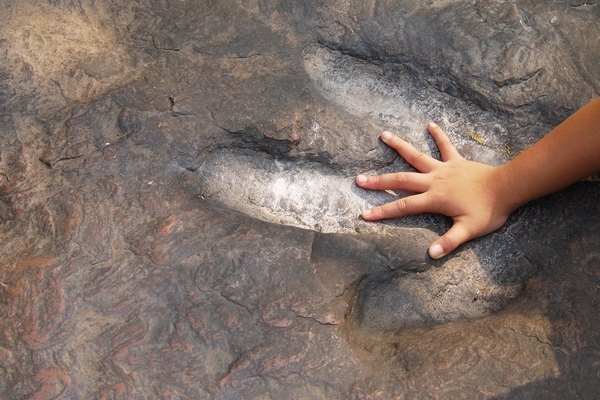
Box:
left=190, top=45, right=541, bottom=336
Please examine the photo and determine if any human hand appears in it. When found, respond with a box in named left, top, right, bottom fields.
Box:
left=356, top=123, right=514, bottom=259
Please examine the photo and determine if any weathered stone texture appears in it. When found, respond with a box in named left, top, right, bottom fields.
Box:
left=1, top=0, right=599, bottom=398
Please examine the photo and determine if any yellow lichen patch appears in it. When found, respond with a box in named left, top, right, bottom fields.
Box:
left=467, top=130, right=486, bottom=145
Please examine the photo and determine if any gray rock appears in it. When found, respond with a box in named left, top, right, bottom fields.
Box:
left=0, top=0, right=599, bottom=398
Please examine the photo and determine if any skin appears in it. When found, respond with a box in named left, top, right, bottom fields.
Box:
left=356, top=97, right=600, bottom=259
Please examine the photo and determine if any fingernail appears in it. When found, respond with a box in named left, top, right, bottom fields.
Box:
left=356, top=174, right=368, bottom=184
left=428, top=122, right=438, bottom=128
left=429, top=244, right=445, bottom=259
left=361, top=209, right=372, bottom=217
left=381, top=131, right=392, bottom=141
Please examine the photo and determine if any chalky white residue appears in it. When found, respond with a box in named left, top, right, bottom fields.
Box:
left=309, top=120, right=321, bottom=145
left=198, top=151, right=372, bottom=233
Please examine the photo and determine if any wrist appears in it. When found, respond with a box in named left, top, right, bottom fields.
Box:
left=490, top=163, right=527, bottom=214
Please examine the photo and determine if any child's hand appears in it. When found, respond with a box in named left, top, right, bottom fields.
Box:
left=356, top=123, right=513, bottom=259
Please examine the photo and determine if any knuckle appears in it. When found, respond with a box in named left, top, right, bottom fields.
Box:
left=443, top=233, right=459, bottom=250
left=409, top=150, right=424, bottom=164
left=432, top=202, right=445, bottom=214
left=445, top=225, right=473, bottom=249
left=394, top=198, right=408, bottom=213
left=393, top=173, right=407, bottom=185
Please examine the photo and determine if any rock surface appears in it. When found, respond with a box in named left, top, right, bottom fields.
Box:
left=1, top=0, right=599, bottom=398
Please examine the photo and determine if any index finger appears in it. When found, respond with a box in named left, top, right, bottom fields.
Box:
left=381, top=131, right=438, bottom=173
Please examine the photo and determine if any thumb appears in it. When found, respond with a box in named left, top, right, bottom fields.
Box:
left=428, top=222, right=472, bottom=259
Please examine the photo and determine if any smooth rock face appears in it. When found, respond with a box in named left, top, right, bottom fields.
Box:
left=0, top=0, right=599, bottom=398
